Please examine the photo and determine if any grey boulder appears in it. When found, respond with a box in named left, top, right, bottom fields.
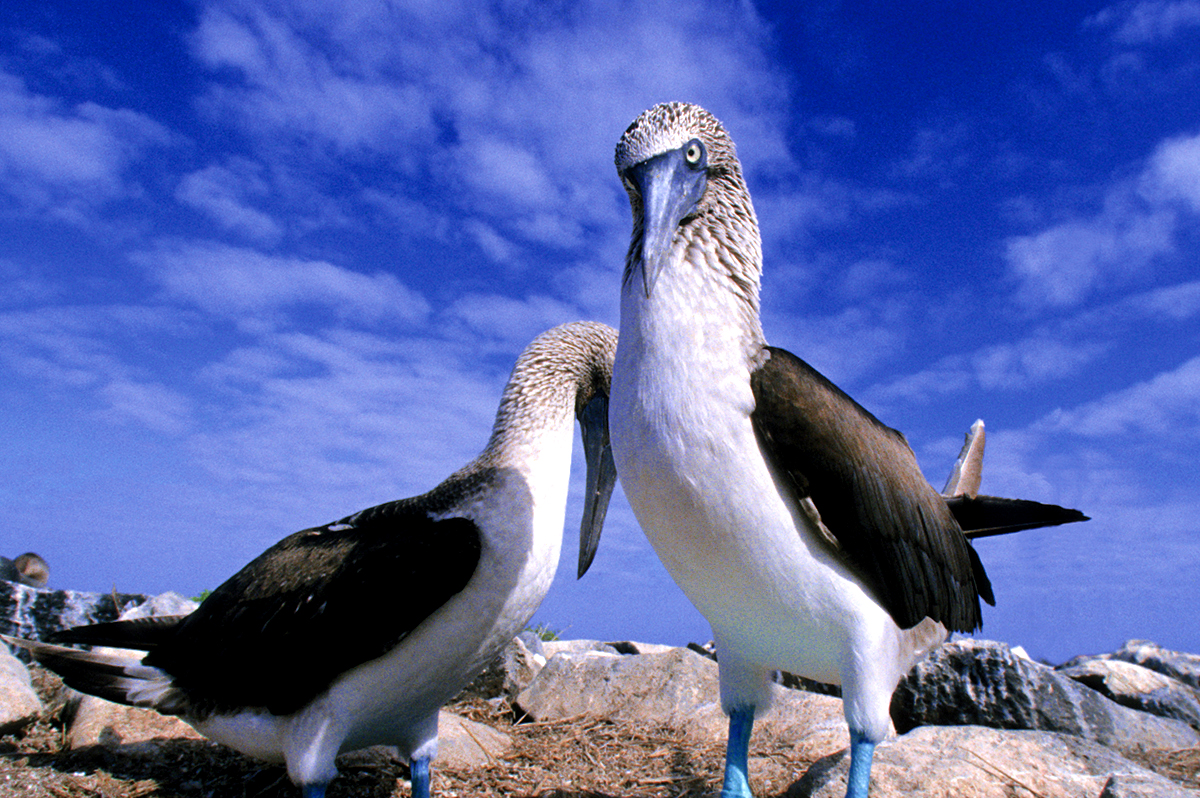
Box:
left=891, top=639, right=1199, bottom=759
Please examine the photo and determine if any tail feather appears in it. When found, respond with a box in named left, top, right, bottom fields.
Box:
left=3, top=635, right=179, bottom=712
left=948, top=494, right=1090, bottom=539
left=50, top=615, right=186, bottom=651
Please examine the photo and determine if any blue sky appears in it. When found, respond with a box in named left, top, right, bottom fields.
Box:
left=1, top=1, right=1198, bottom=664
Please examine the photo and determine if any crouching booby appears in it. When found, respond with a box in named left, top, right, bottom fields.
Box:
left=6, top=321, right=618, bottom=798
left=608, top=103, right=1087, bottom=798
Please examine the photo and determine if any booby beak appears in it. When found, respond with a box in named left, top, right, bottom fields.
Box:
left=577, top=393, right=616, bottom=578
left=626, top=146, right=707, bottom=297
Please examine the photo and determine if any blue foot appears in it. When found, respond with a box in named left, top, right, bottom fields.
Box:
left=301, top=783, right=328, bottom=798
left=720, top=707, right=755, bottom=798
left=409, top=755, right=431, bottom=798
left=845, top=730, right=876, bottom=798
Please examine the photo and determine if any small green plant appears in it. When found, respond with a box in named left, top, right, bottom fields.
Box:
left=525, top=622, right=562, bottom=642
left=193, top=589, right=212, bottom=603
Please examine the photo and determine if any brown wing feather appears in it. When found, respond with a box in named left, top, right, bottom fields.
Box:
left=750, top=346, right=991, bottom=632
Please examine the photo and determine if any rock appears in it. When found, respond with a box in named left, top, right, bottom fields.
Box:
left=1057, top=657, right=1200, bottom=728
left=334, top=712, right=511, bottom=775
left=686, top=638, right=841, bottom=697
left=0, top=643, right=42, bottom=734
left=516, top=646, right=705, bottom=725
left=0, top=582, right=152, bottom=661
left=437, top=710, right=512, bottom=767
left=66, top=695, right=205, bottom=752
left=605, top=640, right=678, bottom=656
left=1099, top=772, right=1200, bottom=798
left=515, top=645, right=847, bottom=757
left=541, top=638, right=622, bottom=658
left=458, top=634, right=547, bottom=701
left=118, top=591, right=198, bottom=620
left=891, top=639, right=1200, bottom=759
left=791, top=725, right=1196, bottom=798
left=1107, top=641, right=1200, bottom=691
left=0, top=552, right=49, bottom=588
left=516, top=630, right=546, bottom=658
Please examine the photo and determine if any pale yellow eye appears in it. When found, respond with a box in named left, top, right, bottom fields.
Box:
left=685, top=141, right=703, bottom=166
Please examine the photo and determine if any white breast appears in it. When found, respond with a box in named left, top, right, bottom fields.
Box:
left=610, top=255, right=906, bottom=688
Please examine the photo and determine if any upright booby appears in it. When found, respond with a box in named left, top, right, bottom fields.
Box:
left=7, top=321, right=619, bottom=798
left=608, top=103, right=1087, bottom=798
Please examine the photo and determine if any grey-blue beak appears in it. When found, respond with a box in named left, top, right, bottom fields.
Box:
left=626, top=146, right=707, bottom=297
left=577, top=393, right=616, bottom=578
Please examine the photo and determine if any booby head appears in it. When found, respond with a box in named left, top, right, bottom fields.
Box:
left=615, top=102, right=762, bottom=300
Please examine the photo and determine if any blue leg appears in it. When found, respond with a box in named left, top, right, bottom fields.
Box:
left=845, top=729, right=876, bottom=798
left=720, top=707, right=755, bottom=798
left=301, top=783, right=328, bottom=798
left=409, top=755, right=431, bottom=798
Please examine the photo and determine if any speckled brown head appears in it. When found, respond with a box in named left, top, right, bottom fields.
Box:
left=614, top=102, right=762, bottom=308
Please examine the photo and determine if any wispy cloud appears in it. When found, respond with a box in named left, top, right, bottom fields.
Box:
left=133, top=241, right=431, bottom=328
left=1086, top=0, right=1200, bottom=45
left=98, top=377, right=193, bottom=435
left=175, top=159, right=281, bottom=242
left=1038, top=354, right=1200, bottom=438
left=1005, top=131, right=1200, bottom=308
left=184, top=0, right=792, bottom=269
left=0, top=69, right=172, bottom=221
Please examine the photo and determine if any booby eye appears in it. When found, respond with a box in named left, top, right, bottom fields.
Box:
left=684, top=139, right=705, bottom=168
left=620, top=171, right=640, bottom=196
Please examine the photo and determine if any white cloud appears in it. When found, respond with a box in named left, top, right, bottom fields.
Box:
left=187, top=327, right=503, bottom=501
left=1087, top=0, right=1200, bottom=45
left=867, top=333, right=1111, bottom=408
left=455, top=137, right=559, bottom=212
left=98, top=377, right=193, bottom=435
left=445, top=292, right=582, bottom=351
left=972, top=338, right=1110, bottom=390
left=175, top=160, right=281, bottom=241
left=0, top=304, right=203, bottom=440
left=1038, top=355, right=1200, bottom=438
left=765, top=301, right=911, bottom=387
left=1004, top=131, right=1200, bottom=308
left=1141, top=132, right=1200, bottom=211
left=185, top=0, right=791, bottom=263
left=1129, top=278, right=1200, bottom=318
left=135, top=241, right=431, bottom=327
left=190, top=4, right=437, bottom=152
left=0, top=70, right=172, bottom=219
left=1006, top=208, right=1175, bottom=307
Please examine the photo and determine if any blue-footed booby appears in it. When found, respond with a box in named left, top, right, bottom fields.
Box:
left=6, top=321, right=618, bottom=798
left=608, top=103, right=1087, bottom=798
